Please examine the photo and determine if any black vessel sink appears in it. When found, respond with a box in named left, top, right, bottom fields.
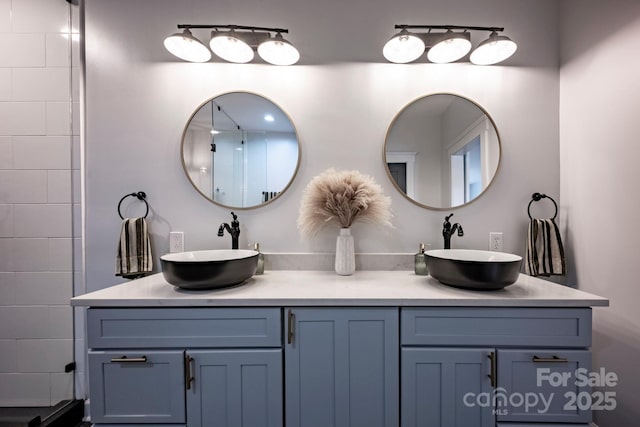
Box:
left=425, top=249, right=522, bottom=290
left=160, top=249, right=259, bottom=290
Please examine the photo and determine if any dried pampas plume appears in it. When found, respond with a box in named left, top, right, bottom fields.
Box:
left=298, top=168, right=393, bottom=238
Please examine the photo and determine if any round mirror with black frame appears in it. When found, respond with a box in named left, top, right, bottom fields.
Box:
left=384, top=93, right=501, bottom=210
left=181, top=92, right=300, bottom=209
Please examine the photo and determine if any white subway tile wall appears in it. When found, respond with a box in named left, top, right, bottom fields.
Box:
left=0, top=102, right=47, bottom=135
left=12, top=68, right=71, bottom=101
left=0, top=272, right=16, bottom=305
left=0, top=339, right=18, bottom=372
left=0, top=0, right=76, bottom=406
left=51, top=370, right=74, bottom=404
left=0, top=137, right=12, bottom=169
left=0, top=204, right=13, bottom=237
left=0, top=68, right=10, bottom=99
left=0, top=34, right=46, bottom=67
left=0, top=0, right=9, bottom=33
left=48, top=238, right=73, bottom=272
left=46, top=33, right=71, bottom=67
left=14, top=137, right=72, bottom=169
left=48, top=170, right=73, bottom=203
left=14, top=272, right=73, bottom=305
left=14, top=205, right=72, bottom=237
left=10, top=0, right=69, bottom=34
left=0, top=373, right=50, bottom=406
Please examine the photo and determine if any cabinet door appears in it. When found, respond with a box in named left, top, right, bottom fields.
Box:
left=186, top=349, right=282, bottom=427
left=88, top=350, right=186, bottom=424
left=497, top=349, right=591, bottom=423
left=401, top=348, right=494, bottom=427
left=285, top=307, right=399, bottom=427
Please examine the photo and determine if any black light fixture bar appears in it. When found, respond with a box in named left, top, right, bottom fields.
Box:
left=395, top=24, right=504, bottom=33
left=177, top=24, right=289, bottom=34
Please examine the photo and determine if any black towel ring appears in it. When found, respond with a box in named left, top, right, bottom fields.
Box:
left=527, top=192, right=557, bottom=220
left=118, top=191, right=149, bottom=219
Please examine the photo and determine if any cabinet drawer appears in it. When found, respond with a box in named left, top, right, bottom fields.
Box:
left=89, top=350, right=186, bottom=424
left=401, top=308, right=591, bottom=347
left=88, top=308, right=281, bottom=349
left=497, top=349, right=592, bottom=423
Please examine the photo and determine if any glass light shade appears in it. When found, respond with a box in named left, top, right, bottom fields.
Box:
left=427, top=32, right=472, bottom=63
left=164, top=29, right=211, bottom=63
left=258, top=33, right=300, bottom=65
left=470, top=32, right=517, bottom=65
left=209, top=32, right=254, bottom=63
left=383, top=31, right=425, bottom=63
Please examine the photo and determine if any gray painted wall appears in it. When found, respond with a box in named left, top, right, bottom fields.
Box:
left=84, top=0, right=561, bottom=292
left=560, top=0, right=640, bottom=423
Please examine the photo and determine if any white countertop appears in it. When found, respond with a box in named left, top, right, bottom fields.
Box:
left=71, top=271, right=609, bottom=308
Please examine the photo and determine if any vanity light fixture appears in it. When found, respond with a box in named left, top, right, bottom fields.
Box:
left=164, top=28, right=212, bottom=63
left=257, top=32, right=300, bottom=66
left=469, top=31, right=518, bottom=65
left=427, top=30, right=472, bottom=63
left=164, top=24, right=300, bottom=65
left=382, top=29, right=425, bottom=64
left=210, top=29, right=255, bottom=63
left=383, top=25, right=517, bottom=65
left=264, top=114, right=275, bottom=122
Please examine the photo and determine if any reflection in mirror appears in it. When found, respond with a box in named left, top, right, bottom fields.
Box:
left=384, top=94, right=500, bottom=209
left=182, top=92, right=300, bottom=209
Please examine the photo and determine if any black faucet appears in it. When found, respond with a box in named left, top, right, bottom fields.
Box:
left=217, top=212, right=240, bottom=249
left=442, top=213, right=464, bottom=249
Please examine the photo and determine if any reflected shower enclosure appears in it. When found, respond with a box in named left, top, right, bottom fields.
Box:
left=182, top=92, right=300, bottom=209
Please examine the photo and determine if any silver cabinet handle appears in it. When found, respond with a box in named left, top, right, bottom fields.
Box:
left=185, top=354, right=195, bottom=390
left=287, top=309, right=295, bottom=345
left=488, top=352, right=497, bottom=387
left=532, top=355, right=568, bottom=363
left=110, top=355, right=148, bottom=363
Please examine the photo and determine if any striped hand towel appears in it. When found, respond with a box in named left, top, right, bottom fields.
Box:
left=524, top=218, right=566, bottom=276
left=115, top=217, right=153, bottom=279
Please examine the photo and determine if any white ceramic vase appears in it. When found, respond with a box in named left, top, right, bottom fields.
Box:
left=335, top=228, right=355, bottom=276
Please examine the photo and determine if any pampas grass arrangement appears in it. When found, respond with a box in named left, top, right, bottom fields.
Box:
left=298, top=168, right=393, bottom=238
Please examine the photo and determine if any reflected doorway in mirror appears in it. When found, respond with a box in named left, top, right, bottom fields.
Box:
left=384, top=93, right=501, bottom=210
left=386, top=151, right=416, bottom=198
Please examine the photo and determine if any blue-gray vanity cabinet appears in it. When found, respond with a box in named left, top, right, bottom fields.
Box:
left=88, top=350, right=186, bottom=425
left=185, top=349, right=283, bottom=427
left=497, top=349, right=592, bottom=423
left=86, top=307, right=282, bottom=427
left=401, top=307, right=592, bottom=348
left=284, top=307, right=399, bottom=427
left=87, top=307, right=282, bottom=349
left=400, top=307, right=594, bottom=427
left=401, top=347, right=495, bottom=427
